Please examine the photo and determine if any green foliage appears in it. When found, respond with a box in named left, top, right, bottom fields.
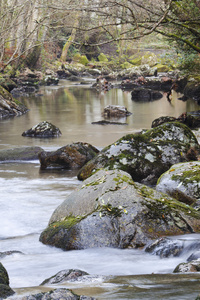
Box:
left=98, top=53, right=108, bottom=62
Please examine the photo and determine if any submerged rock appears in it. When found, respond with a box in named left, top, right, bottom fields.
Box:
left=0, top=262, right=15, bottom=298
left=77, top=122, right=200, bottom=185
left=39, top=142, right=99, bottom=170
left=40, top=169, right=200, bottom=251
left=156, top=162, right=200, bottom=208
left=0, top=146, right=43, bottom=161
left=0, top=85, right=28, bottom=119
left=22, top=121, right=62, bottom=138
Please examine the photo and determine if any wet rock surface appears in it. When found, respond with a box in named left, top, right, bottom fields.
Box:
left=77, top=122, right=200, bottom=185
left=39, top=142, right=99, bottom=170
left=40, top=169, right=200, bottom=251
left=152, top=111, right=200, bottom=129
left=103, top=105, right=132, bottom=118
left=173, top=260, right=200, bottom=273
left=0, top=262, right=15, bottom=299
left=145, top=237, right=184, bottom=258
left=22, top=121, right=62, bottom=138
left=156, top=161, right=200, bottom=208
left=40, top=269, right=89, bottom=285
left=0, top=146, right=43, bottom=161
left=16, top=288, right=95, bottom=300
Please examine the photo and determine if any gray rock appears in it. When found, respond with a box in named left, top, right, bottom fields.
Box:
left=20, top=288, right=95, bottom=300
left=40, top=169, right=200, bottom=251
left=22, top=121, right=61, bottom=138
left=156, top=161, right=200, bottom=208
left=0, top=146, right=43, bottom=161
left=77, top=122, right=200, bottom=185
left=41, top=269, right=89, bottom=285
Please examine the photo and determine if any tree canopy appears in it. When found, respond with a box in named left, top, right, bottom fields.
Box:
left=0, top=0, right=199, bottom=70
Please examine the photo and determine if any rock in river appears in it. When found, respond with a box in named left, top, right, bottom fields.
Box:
left=77, top=122, right=200, bottom=185
left=156, top=161, right=200, bottom=208
left=39, top=142, right=99, bottom=170
left=22, top=121, right=62, bottom=138
left=0, top=146, right=43, bottom=161
left=40, top=169, right=200, bottom=251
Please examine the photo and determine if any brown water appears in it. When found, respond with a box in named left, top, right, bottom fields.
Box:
left=0, top=79, right=199, bottom=151
left=1, top=80, right=200, bottom=299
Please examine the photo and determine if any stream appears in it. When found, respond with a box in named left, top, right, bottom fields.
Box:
left=0, top=79, right=200, bottom=299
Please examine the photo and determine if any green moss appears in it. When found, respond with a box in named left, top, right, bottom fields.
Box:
left=130, top=57, right=142, bottom=66
left=171, top=166, right=200, bottom=184
left=155, top=64, right=170, bottom=72
left=98, top=53, right=108, bottom=62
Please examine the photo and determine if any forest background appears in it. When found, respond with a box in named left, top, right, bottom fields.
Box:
left=0, top=0, right=200, bottom=75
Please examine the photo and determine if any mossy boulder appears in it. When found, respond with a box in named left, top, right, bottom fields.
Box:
left=0, top=85, right=28, bottom=119
left=156, top=162, right=200, bottom=208
left=40, top=169, right=200, bottom=251
left=0, top=263, right=15, bottom=298
left=38, top=142, right=99, bottom=170
left=22, top=121, right=62, bottom=138
left=152, top=111, right=200, bottom=129
left=77, top=122, right=200, bottom=185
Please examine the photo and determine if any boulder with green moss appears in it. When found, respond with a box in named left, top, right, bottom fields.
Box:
left=0, top=85, right=28, bottom=119
left=40, top=169, right=200, bottom=251
left=77, top=122, right=199, bottom=185
left=156, top=161, right=200, bottom=208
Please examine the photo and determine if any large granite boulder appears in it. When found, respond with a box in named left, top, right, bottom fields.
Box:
left=22, top=121, right=61, bottom=138
left=40, top=169, right=200, bottom=251
left=77, top=122, right=200, bottom=185
left=0, top=85, right=28, bottom=119
left=0, top=262, right=15, bottom=298
left=0, top=146, right=43, bottom=161
left=39, top=142, right=99, bottom=170
left=156, top=161, right=200, bottom=208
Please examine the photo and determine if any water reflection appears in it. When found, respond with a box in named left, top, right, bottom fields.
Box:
left=0, top=81, right=199, bottom=151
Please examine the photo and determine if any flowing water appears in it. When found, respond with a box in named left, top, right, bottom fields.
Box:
left=1, top=79, right=200, bottom=299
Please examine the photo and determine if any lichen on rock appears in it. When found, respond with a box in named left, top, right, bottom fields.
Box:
left=40, top=169, right=200, bottom=251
